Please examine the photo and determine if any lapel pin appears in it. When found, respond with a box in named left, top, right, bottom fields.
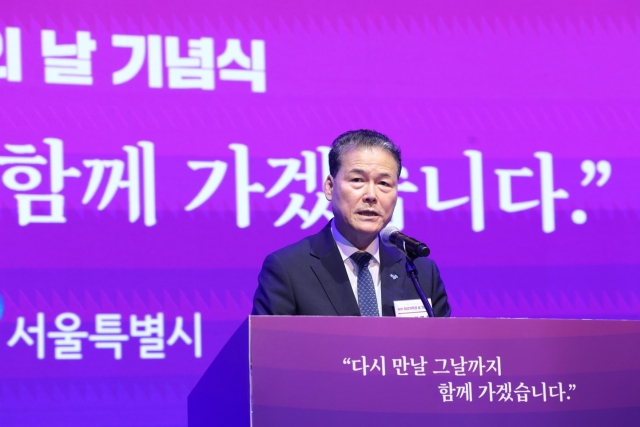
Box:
left=390, top=274, right=398, bottom=280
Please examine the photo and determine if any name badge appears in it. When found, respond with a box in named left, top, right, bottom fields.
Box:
left=394, top=298, right=432, bottom=318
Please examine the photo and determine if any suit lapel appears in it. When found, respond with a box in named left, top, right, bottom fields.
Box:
left=310, top=223, right=361, bottom=316
left=380, top=242, right=407, bottom=316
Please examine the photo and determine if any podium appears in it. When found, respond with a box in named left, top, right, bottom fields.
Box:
left=190, top=316, right=640, bottom=426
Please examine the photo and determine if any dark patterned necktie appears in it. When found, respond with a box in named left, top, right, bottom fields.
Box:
left=350, top=251, right=379, bottom=316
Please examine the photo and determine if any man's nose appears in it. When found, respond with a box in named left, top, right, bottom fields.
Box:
left=363, top=181, right=377, bottom=203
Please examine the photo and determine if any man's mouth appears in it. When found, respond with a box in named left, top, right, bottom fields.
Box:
left=357, top=211, right=379, bottom=217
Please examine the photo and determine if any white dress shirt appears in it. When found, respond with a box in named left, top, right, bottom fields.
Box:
left=331, top=221, right=382, bottom=316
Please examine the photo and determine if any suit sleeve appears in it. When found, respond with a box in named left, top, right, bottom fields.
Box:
left=251, top=252, right=297, bottom=315
left=429, top=260, right=451, bottom=318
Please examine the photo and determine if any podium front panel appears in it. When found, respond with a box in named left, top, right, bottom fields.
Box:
left=250, top=316, right=640, bottom=427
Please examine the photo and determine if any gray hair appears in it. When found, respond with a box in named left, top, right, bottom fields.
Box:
left=328, top=129, right=402, bottom=178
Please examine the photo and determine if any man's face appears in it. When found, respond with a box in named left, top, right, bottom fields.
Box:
left=324, top=147, right=398, bottom=249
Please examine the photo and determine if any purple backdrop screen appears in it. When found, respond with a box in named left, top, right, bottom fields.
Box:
left=1, top=0, right=639, bottom=426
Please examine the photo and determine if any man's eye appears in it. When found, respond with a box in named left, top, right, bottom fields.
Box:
left=379, top=181, right=389, bottom=187
left=352, top=178, right=363, bottom=182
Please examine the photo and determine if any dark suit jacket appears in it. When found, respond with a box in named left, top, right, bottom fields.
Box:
left=252, top=222, right=451, bottom=317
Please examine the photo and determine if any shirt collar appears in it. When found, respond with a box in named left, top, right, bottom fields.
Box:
left=331, top=220, right=380, bottom=264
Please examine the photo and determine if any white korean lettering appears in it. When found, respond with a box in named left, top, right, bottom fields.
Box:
left=7, top=313, right=45, bottom=359
left=369, top=356, right=386, bottom=376
left=421, top=150, right=485, bottom=232
left=478, top=381, right=496, bottom=401
left=497, top=382, right=513, bottom=401
left=534, top=152, right=568, bottom=233
left=14, top=194, right=66, bottom=226
left=410, top=356, right=428, bottom=376
left=166, top=312, right=202, bottom=358
left=268, top=147, right=333, bottom=229
left=433, top=358, right=450, bottom=374
left=266, top=151, right=317, bottom=198
left=532, top=382, right=547, bottom=402
left=47, top=312, right=89, bottom=360
left=82, top=141, right=156, bottom=226
left=194, top=312, right=202, bottom=358
left=456, top=382, right=473, bottom=401
left=450, top=356, right=466, bottom=376
left=548, top=382, right=567, bottom=402
left=113, top=35, right=214, bottom=90
left=464, top=150, right=485, bottom=232
left=495, top=152, right=568, bottom=233
left=217, top=39, right=265, bottom=92
left=485, top=356, right=502, bottom=376
left=130, top=313, right=165, bottom=359
left=494, top=167, right=539, bottom=212
left=112, top=35, right=146, bottom=84
left=42, top=30, right=96, bottom=85
left=0, top=27, right=22, bottom=82
left=0, top=139, right=79, bottom=225
left=166, top=36, right=214, bottom=90
left=184, top=161, right=228, bottom=211
left=167, top=316, right=192, bottom=345
left=514, top=382, right=531, bottom=402
left=392, top=356, right=409, bottom=375
left=438, top=382, right=454, bottom=402
left=228, top=143, right=265, bottom=228
left=112, top=35, right=163, bottom=87
left=88, top=314, right=129, bottom=360
left=44, top=138, right=82, bottom=192
left=467, top=356, right=485, bottom=375
left=274, top=192, right=333, bottom=229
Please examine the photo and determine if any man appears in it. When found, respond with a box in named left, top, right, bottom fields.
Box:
left=252, top=130, right=451, bottom=317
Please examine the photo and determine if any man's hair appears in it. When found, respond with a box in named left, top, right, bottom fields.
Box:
left=328, top=129, right=402, bottom=178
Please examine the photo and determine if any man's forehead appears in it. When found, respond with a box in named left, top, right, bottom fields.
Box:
left=341, top=148, right=397, bottom=170
left=345, top=167, right=394, bottom=178
left=341, top=147, right=396, bottom=164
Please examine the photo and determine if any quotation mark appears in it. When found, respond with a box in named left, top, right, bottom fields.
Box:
left=580, top=160, right=611, bottom=187
left=572, top=160, right=612, bottom=225
left=566, top=383, right=577, bottom=399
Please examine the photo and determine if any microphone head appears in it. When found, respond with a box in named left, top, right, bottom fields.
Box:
left=380, top=226, right=400, bottom=247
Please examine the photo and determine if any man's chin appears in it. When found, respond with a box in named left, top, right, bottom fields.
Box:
left=354, top=221, right=384, bottom=235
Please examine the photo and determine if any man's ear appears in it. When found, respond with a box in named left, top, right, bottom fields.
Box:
left=323, top=175, right=334, bottom=201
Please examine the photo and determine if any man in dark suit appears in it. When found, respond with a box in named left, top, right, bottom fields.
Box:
left=252, top=130, right=451, bottom=317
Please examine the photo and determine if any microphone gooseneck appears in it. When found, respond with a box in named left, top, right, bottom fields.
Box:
left=380, top=226, right=435, bottom=317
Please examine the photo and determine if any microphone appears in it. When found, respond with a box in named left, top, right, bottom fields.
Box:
left=380, top=226, right=430, bottom=259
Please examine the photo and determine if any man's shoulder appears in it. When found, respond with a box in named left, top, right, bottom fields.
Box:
left=263, top=223, right=331, bottom=263
left=267, top=234, right=314, bottom=260
left=410, top=255, right=441, bottom=278
left=413, top=255, right=437, bottom=268
left=380, top=242, right=438, bottom=269
left=380, top=243, right=440, bottom=274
